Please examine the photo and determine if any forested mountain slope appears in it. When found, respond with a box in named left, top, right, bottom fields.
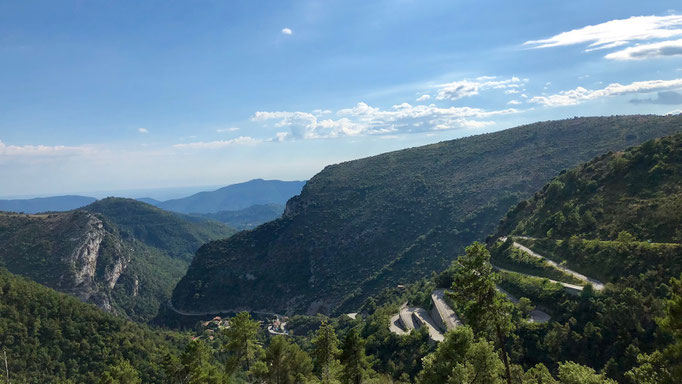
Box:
left=0, top=269, right=183, bottom=383
left=170, top=115, right=682, bottom=316
left=0, top=198, right=235, bottom=321
left=494, top=132, right=682, bottom=286
left=479, top=133, right=682, bottom=381
left=84, top=197, right=236, bottom=262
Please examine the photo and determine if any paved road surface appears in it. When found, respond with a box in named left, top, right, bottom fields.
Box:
left=492, top=265, right=584, bottom=294
left=500, top=237, right=605, bottom=291
left=412, top=308, right=445, bottom=342
left=431, top=290, right=463, bottom=331
left=389, top=298, right=453, bottom=341
left=495, top=286, right=551, bottom=323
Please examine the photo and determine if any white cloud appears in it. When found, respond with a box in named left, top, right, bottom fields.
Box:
left=173, top=136, right=262, bottom=149
left=281, top=28, right=293, bottom=35
left=507, top=100, right=522, bottom=105
left=435, top=76, right=524, bottom=100
left=529, top=78, right=682, bottom=107
left=416, top=94, right=431, bottom=101
left=524, top=15, right=682, bottom=51
left=0, top=140, right=91, bottom=157
left=138, top=128, right=149, bottom=133
left=605, top=38, right=682, bottom=60
left=253, top=102, right=519, bottom=140
left=668, top=109, right=682, bottom=115
left=216, top=127, right=240, bottom=133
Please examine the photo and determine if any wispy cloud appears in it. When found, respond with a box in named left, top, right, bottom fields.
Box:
left=253, top=102, right=519, bottom=140
left=605, top=38, right=682, bottom=60
left=630, top=91, right=682, bottom=105
left=529, top=78, right=682, bottom=107
left=138, top=128, right=149, bottom=133
left=0, top=140, right=92, bottom=157
left=281, top=28, right=293, bottom=35
left=433, top=76, right=525, bottom=101
left=173, top=136, right=261, bottom=149
left=524, top=15, right=682, bottom=51
left=216, top=127, right=240, bottom=133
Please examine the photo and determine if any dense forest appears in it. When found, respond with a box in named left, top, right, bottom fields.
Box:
left=2, top=122, right=682, bottom=383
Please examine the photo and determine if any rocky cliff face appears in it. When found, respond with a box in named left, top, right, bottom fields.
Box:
left=0, top=211, right=131, bottom=313
left=0, top=198, right=235, bottom=322
left=60, top=213, right=131, bottom=310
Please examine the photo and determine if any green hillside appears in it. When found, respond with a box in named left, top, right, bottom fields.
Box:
left=84, top=197, right=236, bottom=262
left=496, top=133, right=682, bottom=285
left=169, top=115, right=682, bottom=317
left=475, top=133, right=682, bottom=380
left=0, top=198, right=235, bottom=322
left=0, top=268, right=183, bottom=383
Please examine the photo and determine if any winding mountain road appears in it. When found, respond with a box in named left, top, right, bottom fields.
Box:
left=500, top=237, right=605, bottom=291
left=431, top=290, right=463, bottom=330
left=166, top=300, right=278, bottom=317
left=389, top=293, right=461, bottom=341
left=492, top=265, right=584, bottom=294
left=495, top=286, right=551, bottom=323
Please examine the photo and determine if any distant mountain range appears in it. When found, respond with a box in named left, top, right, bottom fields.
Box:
left=0, top=179, right=304, bottom=229
left=0, top=195, right=96, bottom=214
left=145, top=179, right=306, bottom=214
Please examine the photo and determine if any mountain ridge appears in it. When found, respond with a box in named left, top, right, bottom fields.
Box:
left=154, top=178, right=306, bottom=214
left=0, top=195, right=97, bottom=214
left=169, top=115, right=682, bottom=317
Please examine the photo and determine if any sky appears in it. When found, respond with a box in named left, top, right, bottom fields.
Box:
left=1, top=0, right=682, bottom=198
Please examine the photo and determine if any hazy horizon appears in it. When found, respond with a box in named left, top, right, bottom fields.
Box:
left=2, top=1, right=682, bottom=196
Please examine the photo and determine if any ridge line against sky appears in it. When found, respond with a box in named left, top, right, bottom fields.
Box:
left=1, top=1, right=682, bottom=196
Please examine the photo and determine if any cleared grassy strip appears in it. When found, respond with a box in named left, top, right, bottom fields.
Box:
left=516, top=237, right=682, bottom=285
left=490, top=241, right=583, bottom=285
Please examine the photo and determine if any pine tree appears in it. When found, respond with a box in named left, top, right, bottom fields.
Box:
left=223, top=312, right=264, bottom=378
left=446, top=242, right=515, bottom=384
left=312, top=322, right=341, bottom=383
left=339, top=328, right=368, bottom=384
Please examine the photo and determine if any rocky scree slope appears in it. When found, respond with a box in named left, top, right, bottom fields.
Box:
left=170, top=115, right=682, bottom=316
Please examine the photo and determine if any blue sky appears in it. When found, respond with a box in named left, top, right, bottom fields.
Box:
left=1, top=0, right=682, bottom=197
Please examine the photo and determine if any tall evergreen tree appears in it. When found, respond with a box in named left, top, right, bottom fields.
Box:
left=312, top=322, right=341, bottom=383
left=164, top=340, right=223, bottom=384
left=418, top=326, right=505, bottom=384
left=262, top=336, right=313, bottom=384
left=339, top=328, right=369, bottom=384
left=223, top=312, right=264, bottom=378
left=446, top=242, right=515, bottom=384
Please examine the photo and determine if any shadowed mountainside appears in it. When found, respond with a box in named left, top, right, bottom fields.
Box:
left=169, top=115, right=682, bottom=317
